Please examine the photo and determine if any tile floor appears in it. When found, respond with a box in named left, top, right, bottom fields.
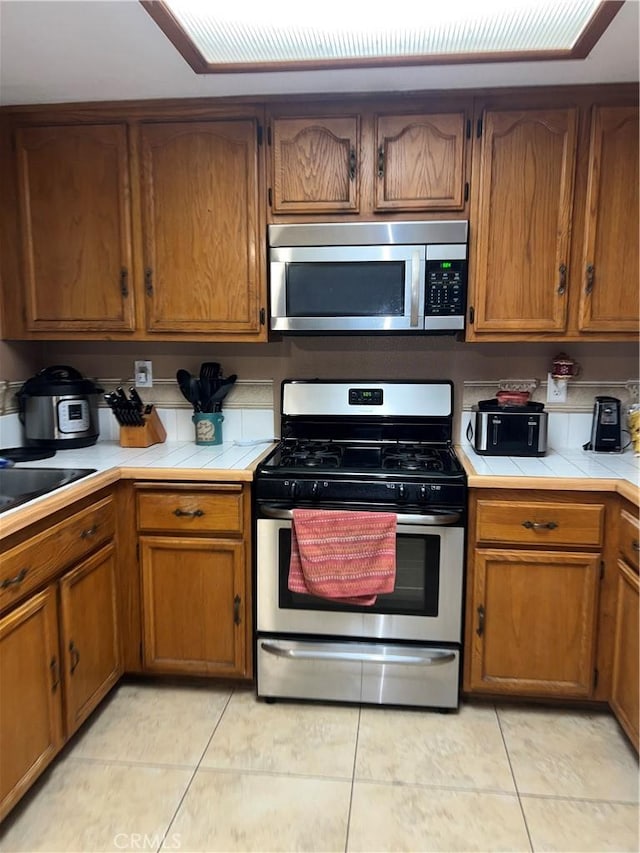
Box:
left=1, top=681, right=638, bottom=853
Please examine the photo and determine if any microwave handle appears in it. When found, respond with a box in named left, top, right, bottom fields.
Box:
left=410, top=250, right=420, bottom=327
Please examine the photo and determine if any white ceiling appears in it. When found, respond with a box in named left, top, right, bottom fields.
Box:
left=0, top=0, right=638, bottom=107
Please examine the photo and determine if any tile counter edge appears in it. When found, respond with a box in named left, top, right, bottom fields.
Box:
left=456, top=446, right=640, bottom=506
left=0, top=440, right=277, bottom=540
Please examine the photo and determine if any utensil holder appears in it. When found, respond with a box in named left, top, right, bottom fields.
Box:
left=119, top=407, right=167, bottom=448
left=193, top=412, right=224, bottom=446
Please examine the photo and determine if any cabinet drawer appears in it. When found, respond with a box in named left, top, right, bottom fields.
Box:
left=136, top=486, right=244, bottom=535
left=476, top=500, right=605, bottom=547
left=0, top=496, right=115, bottom=612
left=619, top=508, right=640, bottom=572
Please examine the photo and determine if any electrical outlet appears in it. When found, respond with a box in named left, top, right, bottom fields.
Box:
left=546, top=372, right=567, bottom=403
left=134, top=360, right=153, bottom=388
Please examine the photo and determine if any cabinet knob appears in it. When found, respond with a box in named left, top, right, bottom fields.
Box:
left=233, top=594, right=242, bottom=625
left=585, top=263, right=595, bottom=295
left=80, top=525, right=98, bottom=539
left=69, top=641, right=81, bottom=674
left=557, top=264, right=567, bottom=295
left=145, top=267, right=154, bottom=296
left=349, top=147, right=357, bottom=181
left=377, top=145, right=385, bottom=178
left=120, top=267, right=129, bottom=297
left=50, top=657, right=60, bottom=692
left=476, top=604, right=485, bottom=636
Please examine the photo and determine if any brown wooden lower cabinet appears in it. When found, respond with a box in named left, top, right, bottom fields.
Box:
left=466, top=549, right=600, bottom=697
left=140, top=537, right=246, bottom=676
left=611, top=558, right=639, bottom=751
left=135, top=483, right=253, bottom=679
left=0, top=587, right=63, bottom=821
left=59, top=542, right=122, bottom=736
left=0, top=492, right=121, bottom=821
left=464, top=489, right=608, bottom=700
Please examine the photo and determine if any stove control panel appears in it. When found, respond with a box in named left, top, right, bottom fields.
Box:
left=256, top=477, right=466, bottom=511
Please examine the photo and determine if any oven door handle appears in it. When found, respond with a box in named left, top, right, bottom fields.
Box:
left=258, top=506, right=461, bottom=526
left=260, top=641, right=456, bottom=667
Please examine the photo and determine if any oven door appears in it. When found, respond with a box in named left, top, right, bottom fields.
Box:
left=269, top=245, right=425, bottom=332
left=256, top=514, right=464, bottom=644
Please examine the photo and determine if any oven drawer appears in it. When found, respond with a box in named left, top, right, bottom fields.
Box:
left=257, top=638, right=460, bottom=708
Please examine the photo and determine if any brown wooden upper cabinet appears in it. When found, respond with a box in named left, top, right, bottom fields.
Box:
left=578, top=105, right=639, bottom=334
left=467, top=95, right=639, bottom=341
left=139, top=120, right=264, bottom=336
left=15, top=123, right=135, bottom=333
left=6, top=112, right=267, bottom=342
left=267, top=104, right=470, bottom=217
left=469, top=107, right=578, bottom=336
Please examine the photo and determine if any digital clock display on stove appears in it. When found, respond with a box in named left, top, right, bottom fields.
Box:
left=348, top=388, right=383, bottom=405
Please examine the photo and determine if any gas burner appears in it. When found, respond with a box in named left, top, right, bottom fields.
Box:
left=382, top=445, right=445, bottom=472
left=280, top=441, right=342, bottom=469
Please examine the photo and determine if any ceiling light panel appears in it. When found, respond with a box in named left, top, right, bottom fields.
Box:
left=162, top=0, right=606, bottom=65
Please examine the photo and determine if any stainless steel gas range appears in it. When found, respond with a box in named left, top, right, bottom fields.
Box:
left=254, top=380, right=466, bottom=709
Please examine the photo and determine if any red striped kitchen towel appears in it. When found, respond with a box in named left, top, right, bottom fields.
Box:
left=288, top=509, right=397, bottom=606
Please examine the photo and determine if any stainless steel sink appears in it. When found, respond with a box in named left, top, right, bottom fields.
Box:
left=0, top=467, right=97, bottom=512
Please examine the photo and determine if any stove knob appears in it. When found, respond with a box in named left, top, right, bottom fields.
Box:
left=419, top=484, right=428, bottom=503
left=397, top=483, right=407, bottom=502
left=311, top=481, right=319, bottom=499
left=289, top=481, right=298, bottom=499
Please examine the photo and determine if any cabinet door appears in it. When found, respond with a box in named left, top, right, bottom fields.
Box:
left=611, top=559, right=639, bottom=751
left=270, top=116, right=360, bottom=213
left=15, top=123, right=135, bottom=333
left=0, top=587, right=63, bottom=821
left=375, top=112, right=467, bottom=211
left=140, top=536, right=246, bottom=676
left=468, top=549, right=600, bottom=697
left=59, top=542, right=121, bottom=737
left=471, top=108, right=578, bottom=334
left=579, top=105, right=639, bottom=333
left=140, top=120, right=264, bottom=336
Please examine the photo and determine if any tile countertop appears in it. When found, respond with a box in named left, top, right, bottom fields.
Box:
left=458, top=445, right=640, bottom=505
left=0, top=439, right=276, bottom=539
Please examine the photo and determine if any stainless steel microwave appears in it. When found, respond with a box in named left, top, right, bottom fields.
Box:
left=268, top=221, right=468, bottom=334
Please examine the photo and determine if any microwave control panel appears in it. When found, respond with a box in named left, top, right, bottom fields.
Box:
left=425, top=260, right=467, bottom=316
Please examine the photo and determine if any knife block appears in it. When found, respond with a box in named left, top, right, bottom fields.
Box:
left=119, top=407, right=167, bottom=448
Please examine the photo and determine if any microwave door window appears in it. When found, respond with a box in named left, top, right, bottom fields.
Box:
left=286, top=262, right=405, bottom=317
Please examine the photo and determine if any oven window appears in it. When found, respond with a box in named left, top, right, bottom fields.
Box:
left=286, top=262, right=405, bottom=317
left=277, top=528, right=440, bottom=616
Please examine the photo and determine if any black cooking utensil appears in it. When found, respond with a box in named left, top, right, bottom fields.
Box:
left=208, top=374, right=237, bottom=412
left=176, top=369, right=194, bottom=406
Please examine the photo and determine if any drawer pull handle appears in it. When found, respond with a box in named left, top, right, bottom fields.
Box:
left=81, top=525, right=98, bottom=538
left=1, top=568, right=28, bottom=589
left=50, top=657, right=60, bottom=692
left=522, top=520, right=558, bottom=530
left=233, top=594, right=242, bottom=625
left=69, top=641, right=81, bottom=674
left=173, top=508, right=204, bottom=518
left=476, top=604, right=485, bottom=636
left=632, top=540, right=640, bottom=552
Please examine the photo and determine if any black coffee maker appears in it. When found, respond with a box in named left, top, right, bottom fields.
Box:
left=586, top=396, right=622, bottom=452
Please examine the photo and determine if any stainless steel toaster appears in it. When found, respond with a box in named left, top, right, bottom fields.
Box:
left=473, top=405, right=548, bottom=456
